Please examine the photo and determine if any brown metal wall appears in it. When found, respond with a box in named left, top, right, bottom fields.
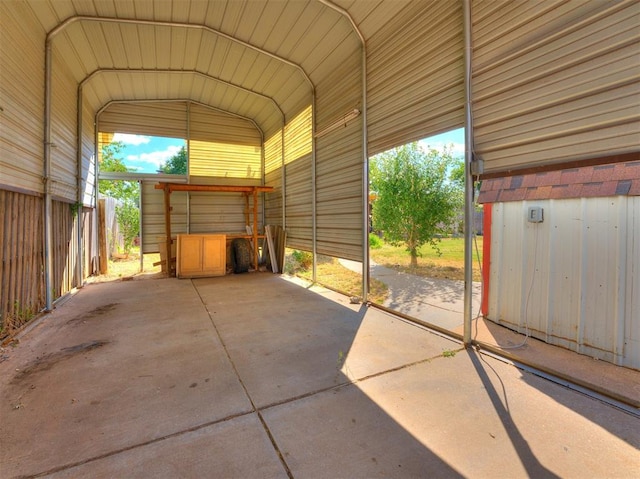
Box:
left=0, top=1, right=45, bottom=195
left=367, top=0, right=464, bottom=156
left=473, top=0, right=640, bottom=174
left=50, top=48, right=80, bottom=202
left=315, top=48, right=363, bottom=261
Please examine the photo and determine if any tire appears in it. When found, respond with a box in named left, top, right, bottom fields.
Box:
left=232, top=238, right=251, bottom=273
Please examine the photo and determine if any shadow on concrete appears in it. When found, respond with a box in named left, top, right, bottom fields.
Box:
left=372, top=263, right=468, bottom=310
left=0, top=274, right=465, bottom=478
left=467, top=349, right=560, bottom=478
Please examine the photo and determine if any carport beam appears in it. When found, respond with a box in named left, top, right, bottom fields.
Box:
left=463, top=0, right=473, bottom=346
left=163, top=185, right=173, bottom=277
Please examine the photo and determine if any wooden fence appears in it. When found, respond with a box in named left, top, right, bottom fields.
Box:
left=0, top=190, right=98, bottom=337
left=0, top=190, right=45, bottom=335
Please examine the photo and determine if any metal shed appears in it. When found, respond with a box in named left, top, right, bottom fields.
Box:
left=479, top=163, right=640, bottom=369
left=1, top=0, right=639, bottom=344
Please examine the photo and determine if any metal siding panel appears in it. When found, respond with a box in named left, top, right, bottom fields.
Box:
left=284, top=154, right=312, bottom=250
left=99, top=101, right=188, bottom=138
left=488, top=195, right=638, bottom=366
left=488, top=202, right=524, bottom=329
left=189, top=191, right=263, bottom=235
left=547, top=199, right=582, bottom=348
left=50, top=48, right=78, bottom=202
left=0, top=1, right=45, bottom=194
left=264, top=132, right=283, bottom=226
left=581, top=198, right=620, bottom=360
left=367, top=0, right=464, bottom=155
left=188, top=103, right=262, bottom=180
left=474, top=1, right=640, bottom=173
left=315, top=47, right=363, bottom=261
left=81, top=101, right=96, bottom=206
left=625, top=196, right=640, bottom=369
left=141, top=181, right=187, bottom=254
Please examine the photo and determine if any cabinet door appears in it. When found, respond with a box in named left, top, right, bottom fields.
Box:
left=177, top=235, right=203, bottom=277
left=202, top=235, right=226, bottom=276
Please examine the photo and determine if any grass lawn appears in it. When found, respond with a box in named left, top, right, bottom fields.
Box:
left=371, top=236, right=483, bottom=281
left=297, top=257, right=388, bottom=304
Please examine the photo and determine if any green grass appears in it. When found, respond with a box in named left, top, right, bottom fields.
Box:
left=370, top=236, right=483, bottom=281
left=297, top=256, right=389, bottom=304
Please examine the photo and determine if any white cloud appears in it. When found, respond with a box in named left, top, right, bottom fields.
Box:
left=113, top=133, right=151, bottom=146
left=126, top=145, right=182, bottom=170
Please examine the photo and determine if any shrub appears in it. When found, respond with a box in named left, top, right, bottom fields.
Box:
left=291, top=249, right=313, bottom=270
left=369, top=233, right=383, bottom=249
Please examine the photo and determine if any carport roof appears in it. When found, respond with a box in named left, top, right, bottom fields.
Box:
left=25, top=0, right=415, bottom=136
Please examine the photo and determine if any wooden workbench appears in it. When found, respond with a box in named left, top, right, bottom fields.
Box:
left=155, top=183, right=274, bottom=276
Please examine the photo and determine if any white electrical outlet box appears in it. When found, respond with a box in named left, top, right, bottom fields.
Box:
left=527, top=206, right=544, bottom=223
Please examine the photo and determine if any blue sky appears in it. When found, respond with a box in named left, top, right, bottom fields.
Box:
left=113, top=133, right=185, bottom=174
left=418, top=128, right=465, bottom=158
left=112, top=127, right=465, bottom=173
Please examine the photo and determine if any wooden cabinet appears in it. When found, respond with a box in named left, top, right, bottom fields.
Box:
left=177, top=234, right=226, bottom=278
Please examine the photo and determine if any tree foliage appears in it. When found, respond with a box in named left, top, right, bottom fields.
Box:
left=370, top=142, right=463, bottom=267
left=159, top=145, right=187, bottom=174
left=99, top=141, right=139, bottom=254
left=99, top=142, right=138, bottom=203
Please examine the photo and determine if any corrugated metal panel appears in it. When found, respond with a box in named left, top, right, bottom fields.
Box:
left=0, top=1, right=45, bottom=194
left=99, top=101, right=188, bottom=137
left=283, top=106, right=312, bottom=250
left=50, top=47, right=79, bottom=202
left=626, top=197, right=640, bottom=370
left=140, top=181, right=187, bottom=254
left=264, top=131, right=283, bottom=226
left=315, top=47, right=363, bottom=261
left=488, top=197, right=639, bottom=368
left=188, top=103, right=262, bottom=180
left=473, top=0, right=640, bottom=174
left=189, top=191, right=263, bottom=235
left=367, top=0, right=464, bottom=156
left=81, top=101, right=96, bottom=206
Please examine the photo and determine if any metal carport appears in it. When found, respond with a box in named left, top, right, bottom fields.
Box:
left=1, top=0, right=638, bottom=344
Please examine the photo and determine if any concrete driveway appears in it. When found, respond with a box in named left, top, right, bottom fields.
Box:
left=0, top=274, right=638, bottom=478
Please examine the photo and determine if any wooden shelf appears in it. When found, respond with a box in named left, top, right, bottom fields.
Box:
left=155, top=183, right=274, bottom=276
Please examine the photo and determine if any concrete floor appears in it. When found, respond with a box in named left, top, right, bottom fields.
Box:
left=0, top=274, right=638, bottom=478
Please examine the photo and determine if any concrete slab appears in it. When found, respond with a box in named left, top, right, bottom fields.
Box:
left=1, top=274, right=638, bottom=478
left=0, top=279, right=252, bottom=478
left=263, top=350, right=639, bottom=479
left=194, top=274, right=458, bottom=408
left=454, top=318, right=640, bottom=407
left=43, top=413, right=288, bottom=479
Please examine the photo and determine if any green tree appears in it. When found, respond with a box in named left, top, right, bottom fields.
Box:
left=99, top=142, right=138, bottom=203
left=99, top=141, right=140, bottom=254
left=159, top=145, right=187, bottom=174
left=370, top=142, right=462, bottom=267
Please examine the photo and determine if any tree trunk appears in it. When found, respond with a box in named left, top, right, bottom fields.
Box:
left=410, top=246, right=418, bottom=268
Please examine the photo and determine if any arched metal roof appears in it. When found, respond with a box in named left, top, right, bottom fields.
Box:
left=29, top=0, right=410, bottom=136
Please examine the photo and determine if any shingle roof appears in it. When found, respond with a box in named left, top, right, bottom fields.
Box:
left=478, top=161, right=640, bottom=204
